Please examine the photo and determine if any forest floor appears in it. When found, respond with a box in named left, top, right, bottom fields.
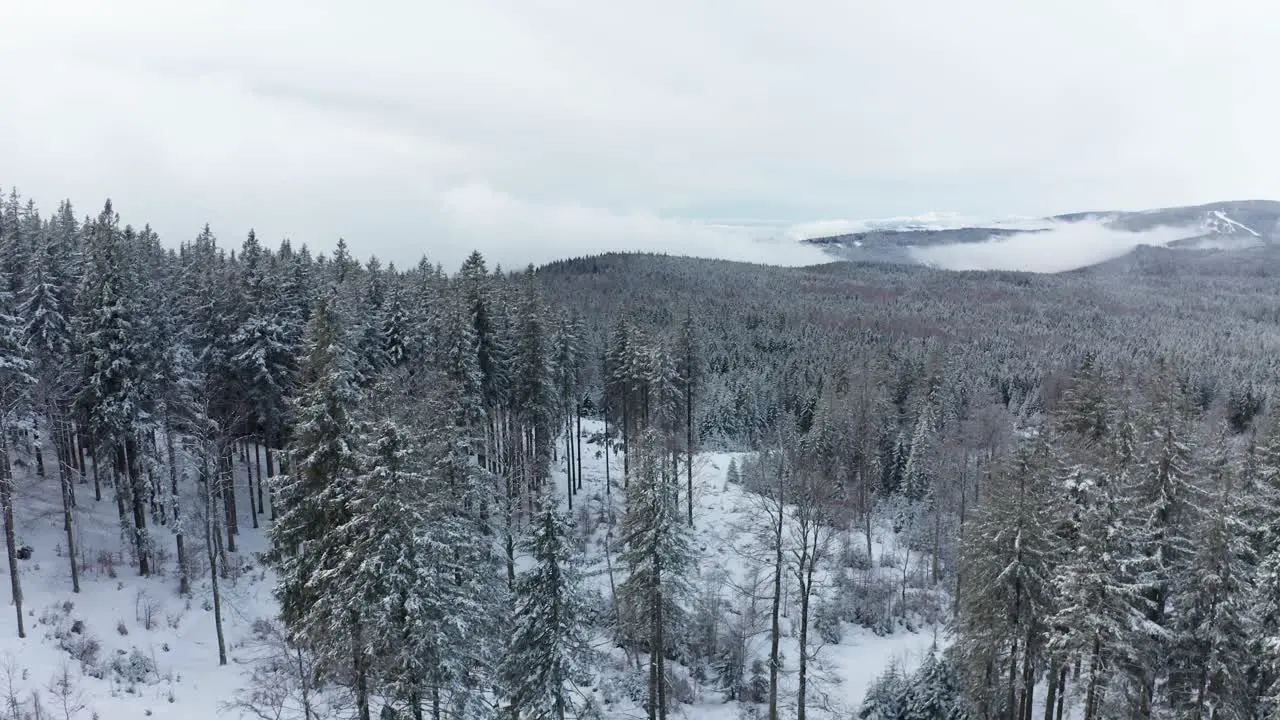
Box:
left=541, top=422, right=943, bottom=719
left=0, top=421, right=942, bottom=719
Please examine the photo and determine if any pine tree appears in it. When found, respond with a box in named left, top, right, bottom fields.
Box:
left=499, top=500, right=594, bottom=720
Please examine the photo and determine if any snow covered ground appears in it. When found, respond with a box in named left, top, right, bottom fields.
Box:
left=546, top=429, right=944, bottom=718
left=0, top=420, right=942, bottom=719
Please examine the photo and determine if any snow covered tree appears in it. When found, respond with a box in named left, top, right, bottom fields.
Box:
left=1166, top=425, right=1255, bottom=720
left=903, top=653, right=969, bottom=720
left=19, top=221, right=80, bottom=592
left=499, top=499, right=594, bottom=720
left=1130, top=363, right=1200, bottom=713
left=0, top=266, right=33, bottom=637
left=676, top=309, right=699, bottom=526
left=75, top=202, right=154, bottom=575
left=620, top=428, right=695, bottom=720
left=859, top=662, right=909, bottom=720
left=953, top=435, right=1061, bottom=719
left=231, top=229, right=298, bottom=459
left=514, top=269, right=557, bottom=492
left=1045, top=460, right=1148, bottom=719
left=267, top=294, right=369, bottom=719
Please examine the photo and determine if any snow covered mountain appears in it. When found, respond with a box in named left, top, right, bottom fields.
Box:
left=804, top=200, right=1280, bottom=271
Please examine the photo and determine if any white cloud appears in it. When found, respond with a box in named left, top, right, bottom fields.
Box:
left=2, top=0, right=1279, bottom=268
left=906, top=220, right=1200, bottom=273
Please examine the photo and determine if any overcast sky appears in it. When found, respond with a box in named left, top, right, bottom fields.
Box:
left=3, top=1, right=1277, bottom=269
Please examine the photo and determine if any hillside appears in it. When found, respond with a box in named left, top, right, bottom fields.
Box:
left=0, top=421, right=944, bottom=719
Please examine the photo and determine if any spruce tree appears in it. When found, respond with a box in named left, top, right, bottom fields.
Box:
left=499, top=500, right=594, bottom=720
left=20, top=226, right=80, bottom=591
left=620, top=428, right=695, bottom=720
left=858, top=662, right=909, bottom=720
left=1166, top=426, right=1255, bottom=719
left=953, top=436, right=1060, bottom=719
left=267, top=294, right=368, bottom=718
left=75, top=202, right=153, bottom=574
left=904, top=653, right=969, bottom=720
left=0, top=267, right=33, bottom=637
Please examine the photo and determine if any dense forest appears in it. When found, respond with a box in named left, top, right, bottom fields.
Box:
left=1, top=187, right=1280, bottom=719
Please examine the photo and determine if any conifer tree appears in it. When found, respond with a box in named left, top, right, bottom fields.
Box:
left=904, top=653, right=969, bottom=720
left=20, top=224, right=80, bottom=592
left=267, top=294, right=368, bottom=719
left=0, top=267, right=32, bottom=637
left=499, top=500, right=593, bottom=720
left=953, top=436, right=1061, bottom=719
left=858, top=662, right=909, bottom=720
left=1166, top=426, right=1255, bottom=719
left=677, top=309, right=699, bottom=526
left=620, top=428, right=695, bottom=720
left=1131, top=363, right=1200, bottom=713
left=75, top=201, right=153, bottom=575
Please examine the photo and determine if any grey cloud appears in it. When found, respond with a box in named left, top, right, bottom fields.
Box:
left=3, top=0, right=1279, bottom=269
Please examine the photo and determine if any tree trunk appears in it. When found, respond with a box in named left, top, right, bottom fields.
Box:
left=54, top=424, right=79, bottom=594
left=622, top=395, right=630, bottom=483
left=686, top=370, right=694, bottom=527
left=254, top=441, right=265, bottom=515
left=798, top=557, right=814, bottom=720
left=505, top=469, right=516, bottom=588
left=1007, top=635, right=1020, bottom=720
left=575, top=403, right=583, bottom=492
left=60, top=425, right=76, bottom=508
left=932, top=498, right=942, bottom=585
left=1022, top=638, right=1036, bottom=720
left=124, top=439, right=151, bottom=576
left=0, top=434, right=24, bottom=638
left=298, top=649, right=316, bottom=720
left=265, top=444, right=277, bottom=521
left=72, top=428, right=84, bottom=475
left=1084, top=636, right=1101, bottom=720
left=245, top=441, right=259, bottom=530
left=656, top=592, right=667, bottom=720
left=221, top=444, right=238, bottom=549
left=768, top=509, right=784, bottom=720
left=111, top=452, right=129, bottom=541
left=1055, top=664, right=1067, bottom=720
left=203, top=452, right=227, bottom=665
left=566, top=417, right=574, bottom=513
left=165, top=428, right=188, bottom=596
left=353, top=611, right=371, bottom=720
left=90, top=444, right=101, bottom=501
left=33, top=419, right=44, bottom=478
left=1043, top=658, right=1060, bottom=720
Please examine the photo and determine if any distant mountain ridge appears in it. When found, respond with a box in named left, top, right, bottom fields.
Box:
left=803, top=199, right=1280, bottom=269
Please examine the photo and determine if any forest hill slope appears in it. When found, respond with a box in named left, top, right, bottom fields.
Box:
left=539, top=252, right=1280, bottom=446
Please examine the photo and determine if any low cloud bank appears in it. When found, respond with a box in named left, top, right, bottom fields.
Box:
left=431, top=184, right=835, bottom=269
left=905, top=219, right=1200, bottom=273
